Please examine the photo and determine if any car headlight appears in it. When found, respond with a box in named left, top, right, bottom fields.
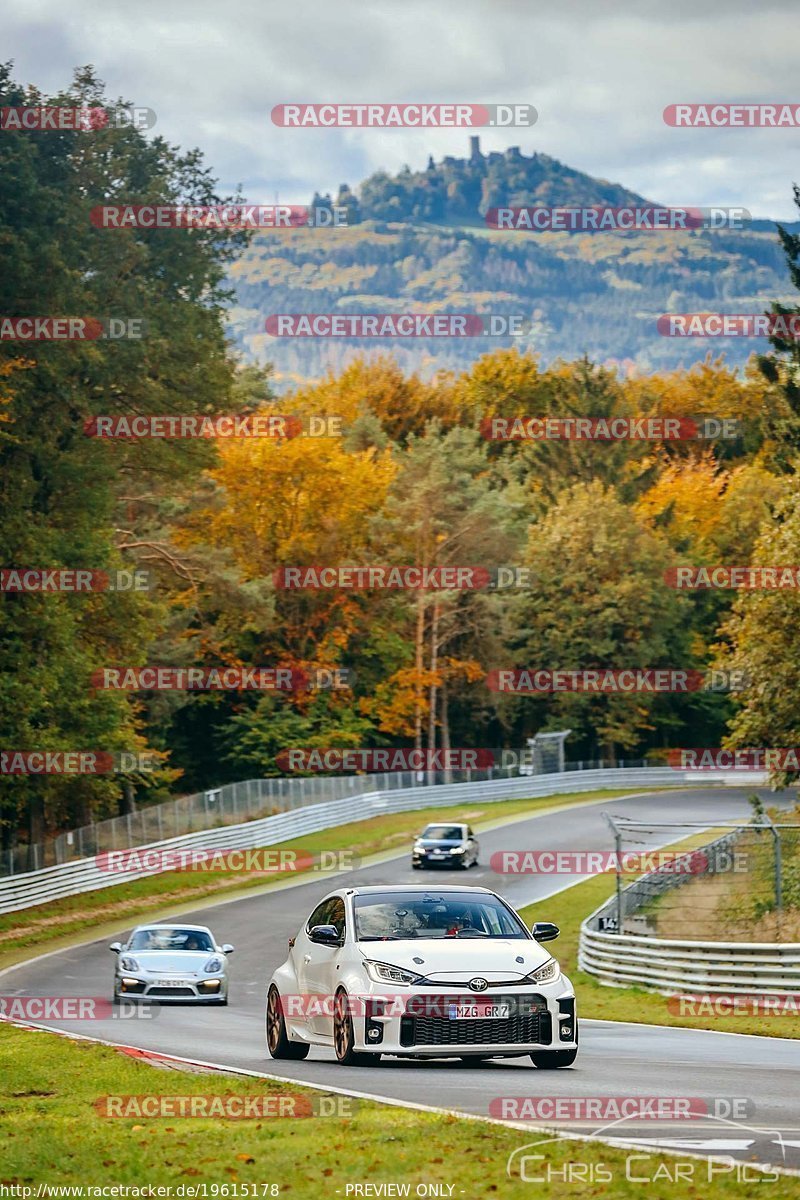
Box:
left=524, top=958, right=560, bottom=985
left=451, top=846, right=466, bottom=853
left=204, top=958, right=223, bottom=974
left=364, top=960, right=422, bottom=986
left=120, top=956, right=140, bottom=973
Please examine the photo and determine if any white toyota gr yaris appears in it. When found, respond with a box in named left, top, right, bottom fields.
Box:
left=266, top=884, right=577, bottom=1067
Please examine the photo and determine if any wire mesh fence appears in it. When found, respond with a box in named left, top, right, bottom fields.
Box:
left=593, top=807, right=800, bottom=942
left=0, top=739, right=633, bottom=876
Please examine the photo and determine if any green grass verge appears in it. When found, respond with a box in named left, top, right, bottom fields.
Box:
left=520, top=872, right=798, bottom=1039
left=0, top=788, right=658, bottom=972
left=0, top=1022, right=791, bottom=1196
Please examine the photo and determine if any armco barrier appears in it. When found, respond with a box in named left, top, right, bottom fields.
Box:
left=0, top=765, right=704, bottom=916
left=579, top=837, right=800, bottom=995
left=578, top=925, right=800, bottom=995
left=8, top=751, right=627, bottom=875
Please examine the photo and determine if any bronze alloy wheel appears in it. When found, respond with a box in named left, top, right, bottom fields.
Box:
left=333, top=990, right=379, bottom=1066
left=266, top=985, right=309, bottom=1060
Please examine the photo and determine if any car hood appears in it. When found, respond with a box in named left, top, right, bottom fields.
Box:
left=415, top=839, right=463, bottom=848
left=119, top=951, right=220, bottom=975
left=359, top=938, right=552, bottom=981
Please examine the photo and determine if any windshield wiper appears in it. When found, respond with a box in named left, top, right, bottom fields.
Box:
left=358, top=935, right=405, bottom=941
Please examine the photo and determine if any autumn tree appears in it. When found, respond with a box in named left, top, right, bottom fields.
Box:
left=368, top=422, right=527, bottom=757
left=0, top=64, right=245, bottom=849
left=511, top=480, right=691, bottom=761
left=717, top=492, right=800, bottom=768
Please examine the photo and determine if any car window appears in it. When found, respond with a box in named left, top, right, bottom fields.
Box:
left=421, top=825, right=464, bottom=841
left=327, top=897, right=346, bottom=938
left=353, top=891, right=528, bottom=940
left=467, top=827, right=475, bottom=838
left=306, top=899, right=333, bottom=932
left=128, top=928, right=214, bottom=952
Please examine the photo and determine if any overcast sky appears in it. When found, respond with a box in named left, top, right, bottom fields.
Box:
left=6, top=0, right=800, bottom=218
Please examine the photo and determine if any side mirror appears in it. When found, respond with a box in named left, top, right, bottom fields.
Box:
left=221, top=944, right=235, bottom=954
left=309, top=924, right=341, bottom=947
left=532, top=922, right=559, bottom=943
left=109, top=942, right=123, bottom=953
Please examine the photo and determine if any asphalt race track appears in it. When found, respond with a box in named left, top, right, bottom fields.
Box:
left=4, top=787, right=800, bottom=1175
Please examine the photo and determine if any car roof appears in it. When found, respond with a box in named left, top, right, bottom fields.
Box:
left=132, top=923, right=213, bottom=933
left=345, top=884, right=493, bottom=896
left=422, top=822, right=467, bottom=829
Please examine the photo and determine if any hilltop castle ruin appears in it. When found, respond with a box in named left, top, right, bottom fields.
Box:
left=431, top=136, right=528, bottom=168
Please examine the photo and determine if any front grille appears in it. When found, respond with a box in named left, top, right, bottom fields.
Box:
left=420, top=977, right=534, bottom=989
left=400, top=995, right=551, bottom=1047
left=148, top=987, right=196, bottom=997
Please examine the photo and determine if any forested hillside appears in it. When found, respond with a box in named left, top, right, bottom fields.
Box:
left=229, top=141, right=797, bottom=385
left=5, top=69, right=800, bottom=857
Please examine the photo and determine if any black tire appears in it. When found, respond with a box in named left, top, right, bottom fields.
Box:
left=333, top=990, right=379, bottom=1066
left=412, top=862, right=422, bottom=870
left=266, top=985, right=309, bottom=1060
left=531, top=1017, right=578, bottom=1068
left=530, top=1047, right=578, bottom=1068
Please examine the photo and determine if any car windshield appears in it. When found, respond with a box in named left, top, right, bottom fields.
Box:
left=420, top=825, right=463, bottom=841
left=128, top=928, right=214, bottom=952
left=353, top=891, right=528, bottom=940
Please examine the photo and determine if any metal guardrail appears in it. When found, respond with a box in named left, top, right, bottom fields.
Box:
left=579, top=831, right=800, bottom=995
left=5, top=751, right=637, bottom=876
left=1, top=765, right=694, bottom=916
left=579, top=926, right=800, bottom=994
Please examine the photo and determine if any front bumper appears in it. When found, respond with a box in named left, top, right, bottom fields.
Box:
left=115, top=974, right=227, bottom=1002
left=412, top=850, right=467, bottom=867
left=349, top=979, right=576, bottom=1057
